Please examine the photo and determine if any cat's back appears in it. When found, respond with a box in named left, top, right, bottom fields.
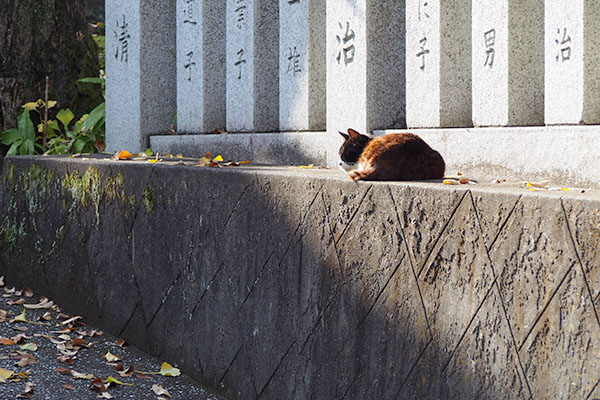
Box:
left=361, top=132, right=433, bottom=159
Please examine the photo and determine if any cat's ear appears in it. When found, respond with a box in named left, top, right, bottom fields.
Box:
left=347, top=128, right=361, bottom=138
left=339, top=131, right=349, bottom=140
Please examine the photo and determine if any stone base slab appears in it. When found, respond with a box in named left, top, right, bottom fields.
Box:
left=1, top=156, right=599, bottom=399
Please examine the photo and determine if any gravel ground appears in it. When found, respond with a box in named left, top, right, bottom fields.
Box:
left=0, top=276, right=224, bottom=400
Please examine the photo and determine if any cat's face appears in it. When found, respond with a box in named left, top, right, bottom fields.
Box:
left=338, top=129, right=371, bottom=171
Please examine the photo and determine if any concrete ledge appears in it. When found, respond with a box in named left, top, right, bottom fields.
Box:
left=380, top=125, right=600, bottom=189
left=150, top=131, right=328, bottom=165
left=1, top=156, right=600, bottom=399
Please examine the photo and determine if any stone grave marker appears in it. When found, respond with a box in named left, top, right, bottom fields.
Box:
left=545, top=0, right=600, bottom=124
left=472, top=0, right=544, bottom=126
left=105, top=0, right=176, bottom=152
left=226, top=0, right=279, bottom=132
left=406, top=0, right=472, bottom=128
left=177, top=0, right=226, bottom=133
left=279, top=0, right=326, bottom=131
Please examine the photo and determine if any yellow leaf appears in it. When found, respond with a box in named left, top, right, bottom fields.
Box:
left=104, top=375, right=133, bottom=386
left=47, top=101, right=57, bottom=109
left=443, top=179, right=459, bottom=185
left=22, top=102, right=38, bottom=111
left=19, top=343, right=37, bottom=352
left=213, top=155, right=224, bottom=162
left=103, top=352, right=120, bottom=363
left=0, top=368, right=14, bottom=382
left=159, top=362, right=180, bottom=377
left=561, top=187, right=571, bottom=191
left=12, top=309, right=28, bottom=323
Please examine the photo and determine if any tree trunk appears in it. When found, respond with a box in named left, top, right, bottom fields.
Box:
left=0, top=0, right=102, bottom=132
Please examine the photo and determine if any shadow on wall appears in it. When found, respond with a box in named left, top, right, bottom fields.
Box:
left=1, top=158, right=599, bottom=399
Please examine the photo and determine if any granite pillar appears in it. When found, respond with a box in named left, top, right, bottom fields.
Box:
left=472, top=0, right=544, bottom=126
left=105, top=0, right=176, bottom=152
left=406, top=0, right=472, bottom=128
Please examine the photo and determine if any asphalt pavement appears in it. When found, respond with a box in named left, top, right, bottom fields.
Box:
left=0, top=276, right=224, bottom=400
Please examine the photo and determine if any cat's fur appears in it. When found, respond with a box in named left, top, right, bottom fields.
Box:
left=338, top=128, right=445, bottom=181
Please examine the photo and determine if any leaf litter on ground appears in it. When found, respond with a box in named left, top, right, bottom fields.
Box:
left=0, top=278, right=221, bottom=399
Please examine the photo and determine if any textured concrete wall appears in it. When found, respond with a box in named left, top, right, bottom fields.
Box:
left=1, top=157, right=599, bottom=399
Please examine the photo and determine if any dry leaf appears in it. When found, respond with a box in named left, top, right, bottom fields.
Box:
left=0, top=276, right=4, bottom=287
left=55, top=367, right=72, bottom=375
left=59, top=315, right=82, bottom=326
left=97, top=393, right=113, bottom=399
left=62, top=384, right=74, bottom=390
left=8, top=298, right=25, bottom=305
left=19, top=343, right=37, bottom=352
left=116, top=363, right=134, bottom=377
left=443, top=179, right=460, bottom=185
left=38, top=312, right=52, bottom=321
left=0, top=368, right=14, bottom=382
left=104, top=352, right=120, bottom=363
left=117, top=150, right=132, bottom=160
left=15, top=354, right=37, bottom=367
left=0, top=338, right=15, bottom=346
left=57, top=355, right=74, bottom=364
left=115, top=338, right=128, bottom=347
left=152, top=384, right=172, bottom=398
left=0, top=309, right=7, bottom=322
left=23, top=289, right=33, bottom=298
left=23, top=298, right=53, bottom=309
left=89, top=377, right=106, bottom=393
left=159, top=362, right=181, bottom=377
left=71, top=370, right=95, bottom=380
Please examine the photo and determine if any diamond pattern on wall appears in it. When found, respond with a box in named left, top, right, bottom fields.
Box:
left=489, top=197, right=578, bottom=348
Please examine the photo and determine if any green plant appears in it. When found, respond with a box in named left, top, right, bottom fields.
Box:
left=0, top=107, right=43, bottom=156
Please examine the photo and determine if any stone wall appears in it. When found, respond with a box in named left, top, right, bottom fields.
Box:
left=1, top=156, right=599, bottom=399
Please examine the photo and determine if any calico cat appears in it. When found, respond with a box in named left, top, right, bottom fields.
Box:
left=338, top=128, right=445, bottom=181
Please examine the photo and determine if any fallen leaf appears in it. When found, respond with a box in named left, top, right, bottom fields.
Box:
left=152, top=384, right=172, bottom=397
left=11, top=309, right=28, bottom=323
left=57, top=355, right=74, bottom=364
left=98, top=393, right=113, bottom=399
left=72, top=337, right=89, bottom=348
left=23, top=381, right=35, bottom=393
left=0, top=368, right=14, bottom=382
left=213, top=154, right=224, bottom=162
left=11, top=334, right=28, bottom=344
left=159, top=362, right=181, bottom=377
left=19, top=343, right=37, bottom=352
left=15, top=354, right=37, bottom=367
left=116, top=363, right=134, bottom=377
left=55, top=367, right=72, bottom=375
left=104, top=376, right=133, bottom=386
left=104, top=352, right=120, bottom=363
left=62, top=384, right=74, bottom=390
left=0, top=338, right=16, bottom=346
left=23, top=289, right=33, bottom=298
left=59, top=315, right=82, bottom=326
left=13, top=326, right=28, bottom=332
left=115, top=338, right=128, bottom=347
left=443, top=179, right=460, bottom=185
left=135, top=373, right=150, bottom=379
left=71, top=370, right=95, bottom=380
left=38, top=312, right=52, bottom=321
left=0, top=276, right=4, bottom=287
left=89, top=377, right=107, bottom=393
left=117, top=150, right=132, bottom=160
left=23, top=298, right=54, bottom=309
left=8, top=298, right=25, bottom=305
left=300, top=164, right=314, bottom=169
left=0, top=309, right=7, bottom=322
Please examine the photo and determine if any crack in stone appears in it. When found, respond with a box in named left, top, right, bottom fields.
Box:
left=585, top=375, right=600, bottom=400
left=487, top=195, right=523, bottom=253
left=146, top=269, right=184, bottom=329
left=356, top=257, right=404, bottom=331
left=257, top=340, right=296, bottom=398
left=190, top=261, right=226, bottom=318
left=118, top=299, right=141, bottom=336
left=340, top=370, right=361, bottom=400
left=238, top=185, right=324, bottom=310
left=219, top=343, right=244, bottom=387
left=416, top=189, right=470, bottom=278
left=395, top=338, right=433, bottom=398
left=299, top=282, right=346, bottom=356
left=561, top=198, right=600, bottom=328
left=223, top=180, right=255, bottom=229
left=388, top=186, right=433, bottom=340
left=321, top=192, right=346, bottom=280
left=334, top=184, right=373, bottom=246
